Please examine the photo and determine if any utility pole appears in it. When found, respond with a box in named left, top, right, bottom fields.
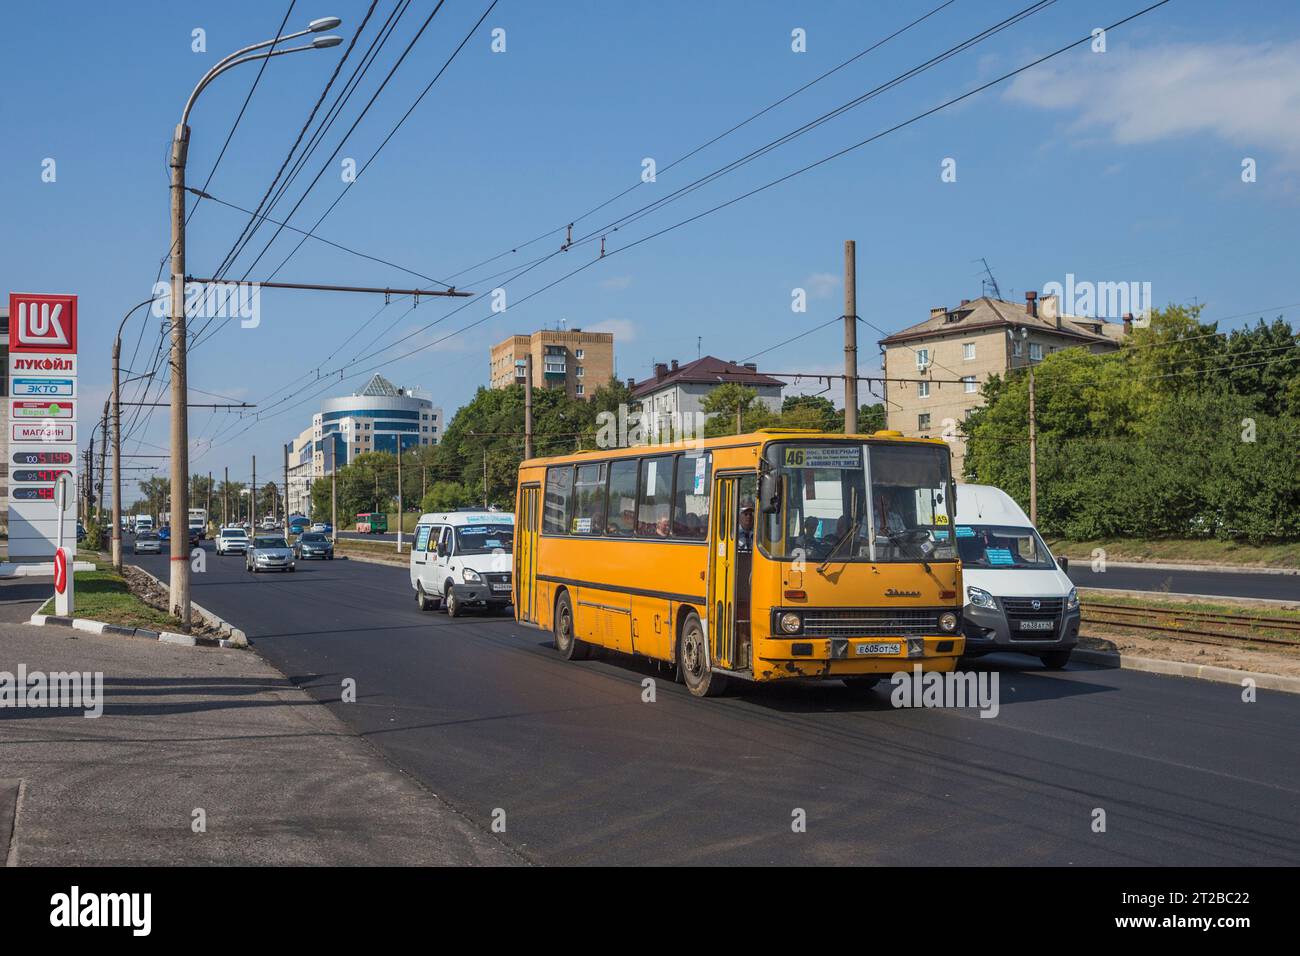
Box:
left=843, top=239, right=859, bottom=434
left=111, top=298, right=154, bottom=571
left=524, top=353, right=534, bottom=460
left=168, top=115, right=191, bottom=624
left=396, top=447, right=404, bottom=552
left=331, top=468, right=337, bottom=540
left=283, top=443, right=290, bottom=538
left=206, top=471, right=212, bottom=533
left=1028, top=365, right=1038, bottom=525
left=482, top=448, right=488, bottom=508
left=251, top=455, right=256, bottom=530
left=98, top=400, right=109, bottom=533
left=223, top=466, right=229, bottom=530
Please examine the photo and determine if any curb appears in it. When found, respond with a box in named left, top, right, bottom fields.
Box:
left=335, top=551, right=407, bottom=568
left=127, top=565, right=249, bottom=648
left=1063, top=556, right=1300, bottom=576
left=27, top=612, right=233, bottom=648
left=1072, top=648, right=1300, bottom=694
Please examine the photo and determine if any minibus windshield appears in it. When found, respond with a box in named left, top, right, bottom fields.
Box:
left=955, top=524, right=1056, bottom=569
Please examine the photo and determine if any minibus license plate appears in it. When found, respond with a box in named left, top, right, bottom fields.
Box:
left=856, top=642, right=900, bottom=656
left=491, top=583, right=511, bottom=592
left=1018, top=620, right=1054, bottom=631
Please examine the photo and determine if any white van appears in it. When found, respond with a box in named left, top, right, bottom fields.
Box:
left=954, top=484, right=1079, bottom=669
left=410, top=511, right=515, bottom=617
left=135, top=515, right=154, bottom=533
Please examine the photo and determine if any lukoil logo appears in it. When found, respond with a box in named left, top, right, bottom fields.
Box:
left=9, top=293, right=77, bottom=352
left=12, top=355, right=75, bottom=372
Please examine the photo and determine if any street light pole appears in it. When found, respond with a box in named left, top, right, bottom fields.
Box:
left=168, top=17, right=344, bottom=624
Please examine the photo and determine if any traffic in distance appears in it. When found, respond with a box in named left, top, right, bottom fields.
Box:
left=120, top=428, right=1094, bottom=696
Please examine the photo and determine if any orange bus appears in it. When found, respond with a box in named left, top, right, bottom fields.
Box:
left=514, top=429, right=964, bottom=697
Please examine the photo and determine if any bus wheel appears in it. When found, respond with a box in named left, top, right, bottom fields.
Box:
left=679, top=611, right=727, bottom=698
left=842, top=676, right=881, bottom=696
left=553, top=592, right=589, bottom=660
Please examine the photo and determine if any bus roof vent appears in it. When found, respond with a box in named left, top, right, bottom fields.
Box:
left=872, top=429, right=904, bottom=438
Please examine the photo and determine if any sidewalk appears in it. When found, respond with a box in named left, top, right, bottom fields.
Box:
left=0, top=607, right=520, bottom=865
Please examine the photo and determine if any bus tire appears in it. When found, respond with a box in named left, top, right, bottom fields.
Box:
left=679, top=611, right=727, bottom=698
left=842, top=676, right=881, bottom=695
left=553, top=592, right=589, bottom=661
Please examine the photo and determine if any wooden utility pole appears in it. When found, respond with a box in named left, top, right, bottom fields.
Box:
left=524, top=352, right=534, bottom=459
left=843, top=240, right=859, bottom=434
left=1028, top=366, right=1038, bottom=525
left=331, top=468, right=337, bottom=539
left=223, top=466, right=229, bottom=529
left=283, top=443, right=290, bottom=537
left=206, top=471, right=212, bottom=533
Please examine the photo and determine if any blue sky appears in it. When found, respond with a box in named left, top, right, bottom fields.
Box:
left=2, top=0, right=1297, bottom=498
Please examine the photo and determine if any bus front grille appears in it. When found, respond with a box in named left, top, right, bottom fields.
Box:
left=798, top=608, right=945, bottom=637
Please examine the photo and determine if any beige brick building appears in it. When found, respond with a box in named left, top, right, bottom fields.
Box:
left=489, top=328, right=614, bottom=400
left=879, top=292, right=1128, bottom=476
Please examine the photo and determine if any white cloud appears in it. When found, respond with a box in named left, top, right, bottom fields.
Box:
left=803, top=272, right=839, bottom=300
left=1004, top=41, right=1300, bottom=165
left=599, top=275, right=633, bottom=291
left=587, top=318, right=636, bottom=342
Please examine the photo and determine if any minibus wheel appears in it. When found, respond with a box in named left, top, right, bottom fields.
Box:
left=446, top=589, right=462, bottom=618
left=416, top=583, right=435, bottom=611
left=553, top=592, right=589, bottom=660
left=679, top=611, right=727, bottom=698
left=1040, top=649, right=1072, bottom=670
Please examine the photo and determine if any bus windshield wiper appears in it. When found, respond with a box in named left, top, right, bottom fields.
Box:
left=817, top=515, right=861, bottom=573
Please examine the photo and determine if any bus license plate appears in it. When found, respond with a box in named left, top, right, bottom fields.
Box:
left=856, top=642, right=900, bottom=656
left=1018, top=620, right=1054, bottom=631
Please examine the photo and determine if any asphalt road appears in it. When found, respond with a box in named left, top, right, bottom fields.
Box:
left=1067, top=563, right=1299, bottom=602
left=128, top=539, right=1300, bottom=865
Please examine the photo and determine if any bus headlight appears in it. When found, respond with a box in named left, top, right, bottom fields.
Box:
left=1067, top=587, right=1079, bottom=611
left=779, top=612, right=802, bottom=634
left=966, top=586, right=995, bottom=609
left=938, top=611, right=959, bottom=632
left=462, top=568, right=482, bottom=583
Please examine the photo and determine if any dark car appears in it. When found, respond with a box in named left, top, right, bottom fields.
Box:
left=293, top=531, right=334, bottom=560
left=76, top=522, right=86, bottom=542
left=158, top=526, right=171, bottom=543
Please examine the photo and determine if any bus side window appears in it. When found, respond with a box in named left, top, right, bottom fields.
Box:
left=606, top=459, right=639, bottom=536
left=543, top=466, right=573, bottom=534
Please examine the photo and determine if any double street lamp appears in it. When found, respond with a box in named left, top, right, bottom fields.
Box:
left=167, top=17, right=343, bottom=624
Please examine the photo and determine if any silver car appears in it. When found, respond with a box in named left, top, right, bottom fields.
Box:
left=133, top=531, right=162, bottom=554
left=246, top=535, right=296, bottom=573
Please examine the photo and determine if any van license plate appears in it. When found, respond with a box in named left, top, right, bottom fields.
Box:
left=856, top=642, right=900, bottom=656
left=490, top=583, right=511, bottom=592
left=1018, top=620, right=1054, bottom=631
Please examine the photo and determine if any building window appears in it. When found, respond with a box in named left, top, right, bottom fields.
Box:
left=575, top=349, right=584, bottom=359
left=576, top=366, right=585, bottom=377
left=1029, top=343, right=1043, bottom=361
left=915, top=348, right=930, bottom=369
left=963, top=342, right=975, bottom=360
left=918, top=413, right=931, bottom=431
left=576, top=384, right=585, bottom=396
left=917, top=381, right=930, bottom=398
left=963, top=375, right=977, bottom=393
left=1012, top=339, right=1023, bottom=357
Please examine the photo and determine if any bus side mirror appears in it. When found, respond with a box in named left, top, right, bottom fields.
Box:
left=759, top=472, right=782, bottom=514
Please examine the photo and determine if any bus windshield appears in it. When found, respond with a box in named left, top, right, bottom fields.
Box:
left=762, top=441, right=954, bottom=562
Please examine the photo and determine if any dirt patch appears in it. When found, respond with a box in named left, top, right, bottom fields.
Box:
left=120, top=565, right=223, bottom=638
left=1080, top=628, right=1300, bottom=678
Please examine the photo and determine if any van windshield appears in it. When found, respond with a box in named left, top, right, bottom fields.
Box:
left=453, top=524, right=514, bottom=555
left=955, top=524, right=1056, bottom=570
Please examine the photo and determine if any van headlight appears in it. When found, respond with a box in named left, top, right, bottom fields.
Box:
left=967, top=586, right=995, bottom=609
left=779, top=612, right=802, bottom=634
left=938, top=611, right=959, bottom=632
left=1067, top=586, right=1079, bottom=611
left=462, top=568, right=482, bottom=583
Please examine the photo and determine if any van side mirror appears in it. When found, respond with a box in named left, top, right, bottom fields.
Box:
left=1058, top=556, right=1069, bottom=573
left=758, top=471, right=782, bottom=514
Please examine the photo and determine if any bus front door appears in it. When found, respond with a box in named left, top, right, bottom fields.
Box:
left=516, top=484, right=540, bottom=623
left=708, top=476, right=738, bottom=670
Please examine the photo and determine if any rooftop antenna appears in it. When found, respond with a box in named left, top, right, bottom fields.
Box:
left=978, top=257, right=1004, bottom=301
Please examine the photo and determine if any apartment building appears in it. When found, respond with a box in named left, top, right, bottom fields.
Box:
left=488, top=328, right=615, bottom=400
left=630, top=356, right=784, bottom=428
left=879, top=292, right=1128, bottom=475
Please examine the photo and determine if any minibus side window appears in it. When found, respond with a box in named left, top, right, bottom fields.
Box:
left=414, top=525, right=432, bottom=552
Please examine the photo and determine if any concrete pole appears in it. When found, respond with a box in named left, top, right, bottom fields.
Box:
left=168, top=122, right=191, bottom=625
left=843, top=240, right=859, bottom=434
left=111, top=340, right=123, bottom=569
left=98, top=400, right=109, bottom=534
left=223, top=466, right=229, bottom=529
left=524, top=352, right=534, bottom=460
left=283, top=443, right=290, bottom=538
left=1028, top=365, right=1038, bottom=525
left=396, top=446, right=404, bottom=552
left=251, top=456, right=256, bottom=530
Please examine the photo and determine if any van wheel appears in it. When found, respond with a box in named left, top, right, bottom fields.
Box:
left=1041, top=649, right=1072, bottom=670
left=416, top=584, right=434, bottom=611
left=446, top=589, right=462, bottom=618
left=553, top=592, right=589, bottom=660
left=679, top=611, right=727, bottom=697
